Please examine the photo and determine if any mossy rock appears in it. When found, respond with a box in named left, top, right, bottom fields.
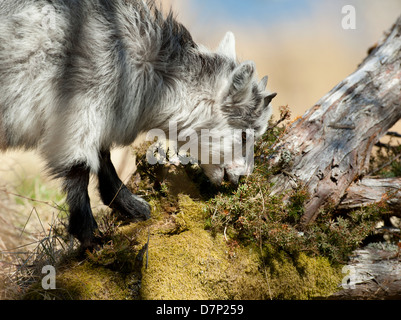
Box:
left=22, top=168, right=343, bottom=300
left=24, top=263, right=132, bottom=300
left=137, top=195, right=341, bottom=300
left=264, top=247, right=342, bottom=300
left=140, top=226, right=268, bottom=299
left=129, top=194, right=271, bottom=300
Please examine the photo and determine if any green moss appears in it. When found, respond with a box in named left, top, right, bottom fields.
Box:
left=263, top=246, right=342, bottom=300
left=24, top=263, right=132, bottom=300
left=140, top=210, right=269, bottom=299
left=57, top=264, right=131, bottom=300
left=139, top=195, right=341, bottom=300
left=23, top=191, right=342, bottom=300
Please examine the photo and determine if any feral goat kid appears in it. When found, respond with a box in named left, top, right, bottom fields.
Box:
left=0, top=0, right=276, bottom=248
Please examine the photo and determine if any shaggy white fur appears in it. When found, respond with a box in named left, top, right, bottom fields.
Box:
left=0, top=0, right=275, bottom=182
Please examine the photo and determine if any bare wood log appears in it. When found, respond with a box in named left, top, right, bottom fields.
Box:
left=268, top=16, right=401, bottom=226
left=329, top=244, right=401, bottom=300
left=339, top=177, right=401, bottom=215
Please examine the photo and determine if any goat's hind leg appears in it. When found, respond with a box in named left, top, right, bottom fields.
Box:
left=63, top=163, right=99, bottom=249
left=98, top=151, right=151, bottom=221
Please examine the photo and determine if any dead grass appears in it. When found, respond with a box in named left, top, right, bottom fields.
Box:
left=0, top=149, right=133, bottom=299
left=0, top=152, right=70, bottom=299
left=0, top=185, right=76, bottom=299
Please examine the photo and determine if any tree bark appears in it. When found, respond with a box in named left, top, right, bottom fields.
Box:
left=268, top=16, right=401, bottom=226
left=328, top=244, right=401, bottom=300
left=339, top=177, right=401, bottom=215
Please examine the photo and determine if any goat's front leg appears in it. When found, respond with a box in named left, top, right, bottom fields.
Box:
left=97, top=151, right=151, bottom=221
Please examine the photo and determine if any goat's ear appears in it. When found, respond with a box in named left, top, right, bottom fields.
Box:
left=258, top=76, right=268, bottom=91
left=264, top=92, right=277, bottom=107
left=217, top=31, right=236, bottom=60
left=228, top=61, right=255, bottom=97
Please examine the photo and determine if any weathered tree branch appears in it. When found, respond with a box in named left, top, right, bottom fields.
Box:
left=329, top=244, right=401, bottom=300
left=268, top=16, right=401, bottom=226
left=339, top=177, right=401, bottom=216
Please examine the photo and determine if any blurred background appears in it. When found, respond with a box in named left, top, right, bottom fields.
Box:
left=1, top=0, right=401, bottom=287
left=166, top=0, right=401, bottom=116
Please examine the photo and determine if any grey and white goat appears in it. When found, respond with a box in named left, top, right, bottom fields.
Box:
left=0, top=0, right=276, bottom=247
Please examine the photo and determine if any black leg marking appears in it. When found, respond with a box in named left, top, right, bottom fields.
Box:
left=63, top=163, right=98, bottom=248
left=98, top=151, right=151, bottom=221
